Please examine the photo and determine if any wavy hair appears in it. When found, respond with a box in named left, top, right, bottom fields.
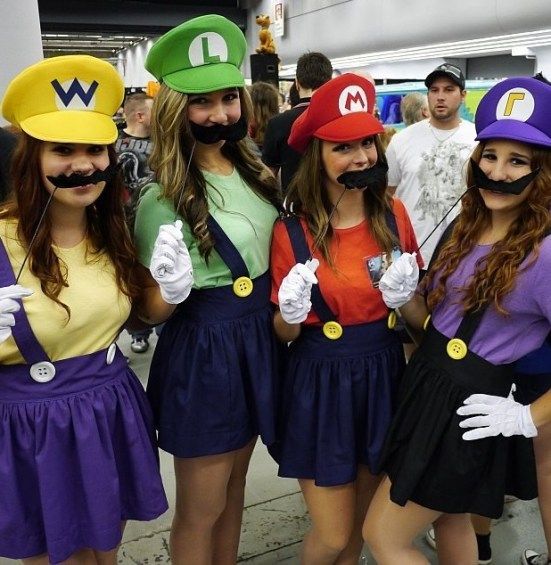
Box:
left=248, top=81, right=280, bottom=147
left=423, top=141, right=551, bottom=315
left=0, top=134, right=140, bottom=319
left=149, top=84, right=281, bottom=260
left=285, top=135, right=398, bottom=267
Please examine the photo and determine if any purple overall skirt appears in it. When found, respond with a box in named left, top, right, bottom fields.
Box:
left=0, top=240, right=167, bottom=563
left=147, top=271, right=281, bottom=458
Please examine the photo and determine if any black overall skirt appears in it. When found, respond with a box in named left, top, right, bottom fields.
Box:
left=381, top=324, right=538, bottom=518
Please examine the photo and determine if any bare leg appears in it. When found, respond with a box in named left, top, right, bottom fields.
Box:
left=434, top=513, right=477, bottom=565
left=212, top=438, right=257, bottom=565
left=363, top=476, right=440, bottom=564
left=170, top=447, right=244, bottom=565
left=299, top=478, right=357, bottom=565
left=470, top=514, right=491, bottom=536
left=336, top=466, right=382, bottom=565
left=534, top=422, right=551, bottom=554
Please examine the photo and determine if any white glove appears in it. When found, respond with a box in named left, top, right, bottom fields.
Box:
left=150, top=220, right=194, bottom=305
left=0, top=285, right=33, bottom=344
left=278, top=259, right=319, bottom=325
left=457, top=392, right=538, bottom=440
left=379, top=252, right=419, bottom=309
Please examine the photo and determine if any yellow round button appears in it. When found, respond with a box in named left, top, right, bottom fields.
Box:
left=446, top=338, right=467, bottom=360
left=233, top=276, right=253, bottom=297
left=423, top=315, right=431, bottom=331
left=387, top=310, right=397, bottom=329
left=322, top=321, right=343, bottom=340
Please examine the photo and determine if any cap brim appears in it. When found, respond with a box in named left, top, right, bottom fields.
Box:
left=476, top=119, right=551, bottom=148
left=425, top=71, right=464, bottom=89
left=163, top=63, right=245, bottom=94
left=315, top=113, right=384, bottom=143
left=20, top=111, right=118, bottom=144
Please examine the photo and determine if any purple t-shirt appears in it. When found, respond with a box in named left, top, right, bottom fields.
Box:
left=430, top=236, right=551, bottom=365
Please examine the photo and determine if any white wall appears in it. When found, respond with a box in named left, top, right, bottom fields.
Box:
left=0, top=0, right=43, bottom=124
left=117, top=39, right=157, bottom=88
left=534, top=46, right=551, bottom=76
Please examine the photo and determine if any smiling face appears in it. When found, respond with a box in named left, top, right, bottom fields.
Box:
left=427, top=77, right=465, bottom=124
left=477, top=139, right=534, bottom=214
left=321, top=136, right=378, bottom=196
left=187, top=88, right=241, bottom=126
left=40, top=142, right=110, bottom=211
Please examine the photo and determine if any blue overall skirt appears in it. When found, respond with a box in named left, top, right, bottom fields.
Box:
left=0, top=240, right=168, bottom=563
left=147, top=215, right=280, bottom=458
left=269, top=216, right=406, bottom=486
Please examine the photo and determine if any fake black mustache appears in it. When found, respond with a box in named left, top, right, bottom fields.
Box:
left=46, top=163, right=117, bottom=189
left=336, top=161, right=389, bottom=190
left=189, top=117, right=248, bottom=145
left=470, top=159, right=540, bottom=196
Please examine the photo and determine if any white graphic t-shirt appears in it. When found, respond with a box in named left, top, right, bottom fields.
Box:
left=386, top=119, right=477, bottom=263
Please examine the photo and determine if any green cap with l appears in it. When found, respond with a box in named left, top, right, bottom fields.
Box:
left=145, top=14, right=247, bottom=94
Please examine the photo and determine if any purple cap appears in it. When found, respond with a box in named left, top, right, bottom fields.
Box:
left=475, top=77, right=551, bottom=148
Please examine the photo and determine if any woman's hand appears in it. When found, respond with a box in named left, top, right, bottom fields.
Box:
left=149, top=220, right=194, bottom=305
left=0, top=285, right=33, bottom=344
left=379, top=252, right=419, bottom=309
left=278, top=259, right=319, bottom=325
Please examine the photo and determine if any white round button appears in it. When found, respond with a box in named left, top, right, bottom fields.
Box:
left=106, top=343, right=117, bottom=365
left=29, top=361, right=56, bottom=383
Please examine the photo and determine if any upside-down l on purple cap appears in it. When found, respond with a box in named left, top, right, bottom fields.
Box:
left=288, top=73, right=384, bottom=154
left=475, top=76, right=551, bottom=148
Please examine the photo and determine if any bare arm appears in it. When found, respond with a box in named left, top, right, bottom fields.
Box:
left=273, top=310, right=301, bottom=342
left=135, top=264, right=178, bottom=325
left=397, top=292, right=429, bottom=331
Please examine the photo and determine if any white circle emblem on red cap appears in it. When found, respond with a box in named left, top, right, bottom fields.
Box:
left=338, top=85, right=368, bottom=116
left=496, top=88, right=535, bottom=122
left=189, top=32, right=229, bottom=67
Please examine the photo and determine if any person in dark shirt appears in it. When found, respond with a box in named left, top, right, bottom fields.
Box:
left=262, top=52, right=332, bottom=193
left=0, top=127, right=17, bottom=202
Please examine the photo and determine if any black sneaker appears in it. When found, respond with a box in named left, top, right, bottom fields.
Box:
left=476, top=533, right=492, bottom=564
left=522, top=550, right=550, bottom=565
left=130, top=336, right=149, bottom=353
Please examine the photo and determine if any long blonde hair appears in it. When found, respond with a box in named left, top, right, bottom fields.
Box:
left=149, top=84, right=281, bottom=259
left=285, top=135, right=398, bottom=266
left=423, top=141, right=551, bottom=315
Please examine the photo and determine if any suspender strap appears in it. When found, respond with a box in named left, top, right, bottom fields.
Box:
left=206, top=214, right=250, bottom=281
left=453, top=306, right=488, bottom=346
left=0, top=237, right=49, bottom=363
left=282, top=215, right=335, bottom=323
left=385, top=209, right=400, bottom=244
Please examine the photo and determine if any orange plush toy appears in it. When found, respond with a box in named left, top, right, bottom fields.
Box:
left=255, top=14, right=276, bottom=54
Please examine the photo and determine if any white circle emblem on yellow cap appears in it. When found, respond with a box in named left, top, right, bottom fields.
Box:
left=52, top=78, right=98, bottom=111
left=189, top=32, right=229, bottom=67
left=338, top=85, right=368, bottom=116
left=496, top=88, right=535, bottom=122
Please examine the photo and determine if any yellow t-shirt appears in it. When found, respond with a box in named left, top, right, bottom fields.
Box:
left=0, top=219, right=131, bottom=364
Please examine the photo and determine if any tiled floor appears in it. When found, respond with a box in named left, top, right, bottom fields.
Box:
left=1, top=331, right=546, bottom=564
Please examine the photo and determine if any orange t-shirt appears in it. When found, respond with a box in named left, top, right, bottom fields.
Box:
left=270, top=198, right=423, bottom=326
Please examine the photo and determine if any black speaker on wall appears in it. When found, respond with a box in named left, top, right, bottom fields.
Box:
left=250, top=53, right=279, bottom=87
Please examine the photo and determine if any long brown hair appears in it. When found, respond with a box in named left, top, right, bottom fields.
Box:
left=149, top=84, right=281, bottom=260
left=0, top=134, right=140, bottom=319
left=248, top=81, right=280, bottom=147
left=423, top=141, right=551, bottom=315
left=285, top=135, right=398, bottom=266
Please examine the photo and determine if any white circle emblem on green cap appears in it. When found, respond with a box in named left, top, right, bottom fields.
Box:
left=189, top=32, right=229, bottom=66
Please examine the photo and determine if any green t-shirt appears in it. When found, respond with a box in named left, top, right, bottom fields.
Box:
left=134, top=168, right=278, bottom=289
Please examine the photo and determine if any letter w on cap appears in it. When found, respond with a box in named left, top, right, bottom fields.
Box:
left=51, top=79, right=99, bottom=107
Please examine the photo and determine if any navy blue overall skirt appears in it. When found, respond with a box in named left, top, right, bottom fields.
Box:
left=148, top=272, right=280, bottom=458
left=270, top=319, right=405, bottom=486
